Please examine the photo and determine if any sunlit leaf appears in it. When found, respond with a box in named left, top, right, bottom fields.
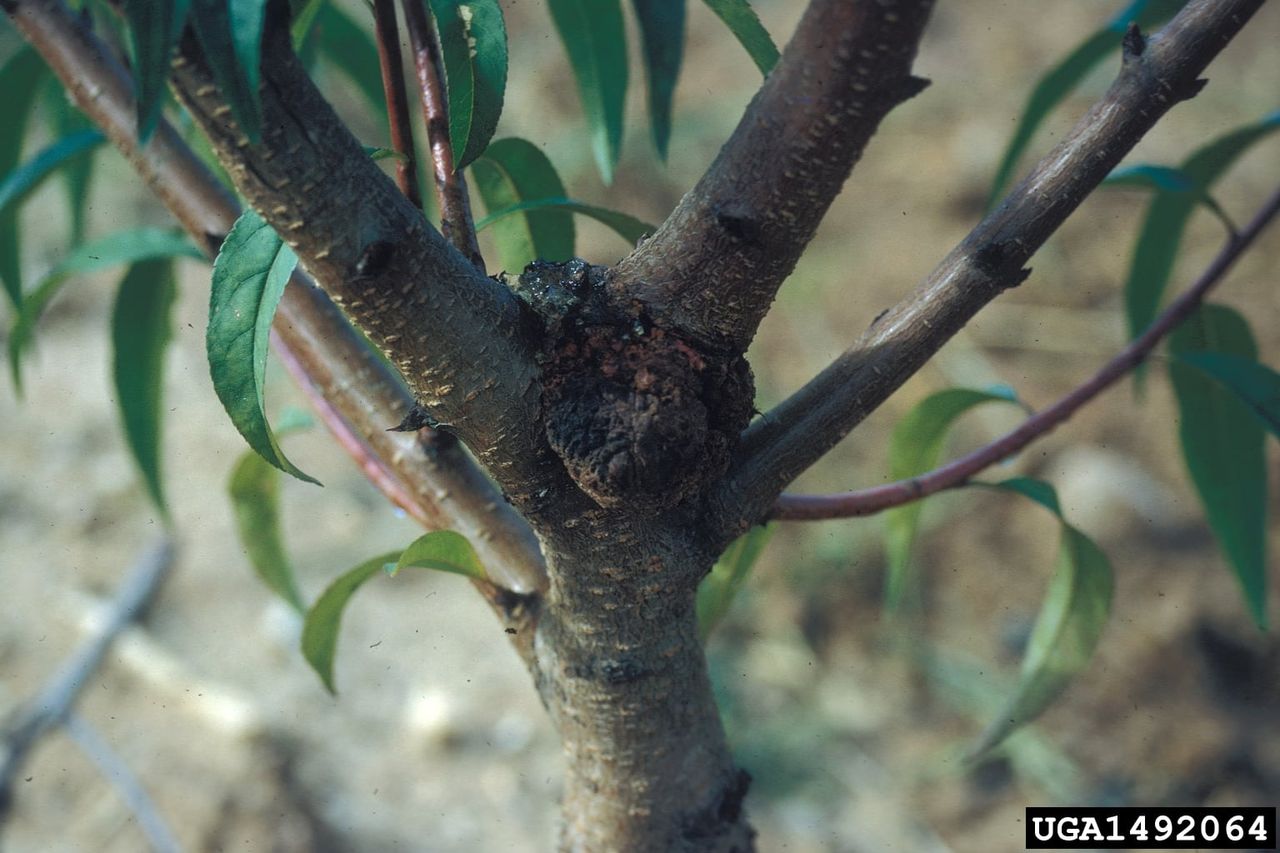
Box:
left=0, top=46, right=49, bottom=307
left=1178, top=351, right=1280, bottom=439
left=289, top=0, right=327, bottom=49
left=207, top=208, right=317, bottom=483
left=111, top=259, right=176, bottom=516
left=986, top=0, right=1186, bottom=208
left=969, top=491, right=1113, bottom=757
left=884, top=386, right=1022, bottom=610
left=365, top=146, right=408, bottom=162
left=700, top=0, right=777, bottom=76
left=471, top=137, right=575, bottom=271
left=546, top=0, right=628, bottom=184
left=122, top=0, right=194, bottom=142
left=475, top=197, right=654, bottom=248
left=228, top=412, right=314, bottom=612
left=1168, top=304, right=1268, bottom=629
left=302, top=551, right=401, bottom=693
left=631, top=0, right=685, bottom=159
left=1125, top=111, right=1280, bottom=346
left=428, top=0, right=508, bottom=170
left=696, top=524, right=773, bottom=641
left=387, top=530, right=487, bottom=580
left=9, top=228, right=203, bottom=391
left=190, top=0, right=269, bottom=141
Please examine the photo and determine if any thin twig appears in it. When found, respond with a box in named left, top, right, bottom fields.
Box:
left=371, top=0, right=423, bottom=208
left=400, top=0, right=484, bottom=269
left=0, top=539, right=176, bottom=817
left=63, top=714, right=182, bottom=853
left=772, top=183, right=1280, bottom=520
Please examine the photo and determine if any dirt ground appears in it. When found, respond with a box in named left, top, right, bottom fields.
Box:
left=2, top=1, right=1278, bottom=851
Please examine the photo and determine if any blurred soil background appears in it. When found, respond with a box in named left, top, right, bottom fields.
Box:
left=2, top=1, right=1278, bottom=850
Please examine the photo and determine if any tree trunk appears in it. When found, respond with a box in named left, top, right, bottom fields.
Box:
left=532, top=510, right=754, bottom=852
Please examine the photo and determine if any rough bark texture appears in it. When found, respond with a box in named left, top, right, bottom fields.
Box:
left=4, top=0, right=1266, bottom=850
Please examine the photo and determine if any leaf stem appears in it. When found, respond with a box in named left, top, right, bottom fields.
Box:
left=772, top=183, right=1280, bottom=521
left=400, top=0, right=484, bottom=269
left=372, top=0, right=424, bottom=209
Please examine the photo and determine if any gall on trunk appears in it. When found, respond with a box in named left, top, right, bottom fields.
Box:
left=510, top=259, right=754, bottom=512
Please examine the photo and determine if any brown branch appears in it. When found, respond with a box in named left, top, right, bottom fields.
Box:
left=772, top=183, right=1280, bottom=520
left=401, top=0, right=484, bottom=269
left=607, top=0, right=936, bottom=352
left=705, top=0, right=1266, bottom=542
left=372, top=0, right=423, bottom=209
left=2, top=0, right=548, bottom=605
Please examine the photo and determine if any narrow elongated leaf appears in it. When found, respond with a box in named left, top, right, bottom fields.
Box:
left=546, top=0, right=628, bottom=184
left=229, top=446, right=307, bottom=613
left=10, top=228, right=203, bottom=390
left=696, top=524, right=773, bottom=641
left=207, top=209, right=317, bottom=483
left=1178, top=351, right=1280, bottom=438
left=1169, top=305, right=1268, bottom=628
left=0, top=46, right=49, bottom=307
left=190, top=0, right=268, bottom=141
left=475, top=197, right=654, bottom=247
left=471, top=138, right=575, bottom=271
left=387, top=530, right=487, bottom=580
left=0, top=130, right=104, bottom=227
left=884, top=387, right=1021, bottom=609
left=302, top=551, right=401, bottom=693
left=1126, top=112, right=1280, bottom=345
left=289, top=0, right=327, bottom=49
left=1102, top=163, right=1235, bottom=234
left=123, top=0, right=194, bottom=142
left=112, top=259, right=176, bottom=515
left=42, top=79, right=97, bottom=243
left=315, top=3, right=385, bottom=121
left=631, top=0, right=685, bottom=158
left=427, top=0, right=508, bottom=170
left=700, top=0, right=777, bottom=76
left=969, top=491, right=1113, bottom=756
left=986, top=0, right=1186, bottom=208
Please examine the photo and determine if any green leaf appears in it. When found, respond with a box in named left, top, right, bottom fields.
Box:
left=0, top=129, right=104, bottom=217
left=314, top=2, right=385, bottom=124
left=1103, top=163, right=1235, bottom=236
left=1168, top=305, right=1268, bottom=629
left=986, top=0, right=1186, bottom=208
left=1125, top=111, right=1280, bottom=345
left=365, top=146, right=408, bottom=162
left=43, top=79, right=98, bottom=244
left=123, top=0, right=194, bottom=143
left=387, top=530, right=487, bottom=580
left=228, top=427, right=312, bottom=613
left=475, top=197, right=654, bottom=248
left=189, top=0, right=269, bottom=142
left=631, top=0, right=685, bottom=159
left=471, top=137, right=575, bottom=271
left=699, top=0, right=777, bottom=76
left=207, top=208, right=318, bottom=484
left=289, top=0, right=327, bottom=49
left=985, top=475, right=1062, bottom=517
left=9, top=228, right=204, bottom=391
left=111, top=259, right=177, bottom=516
left=427, top=0, right=508, bottom=170
left=0, top=46, right=49, bottom=308
left=970, top=517, right=1113, bottom=757
left=696, top=524, right=773, bottom=641
left=546, top=0, right=628, bottom=184
left=1178, top=351, right=1280, bottom=438
left=884, top=387, right=1022, bottom=610
left=302, top=551, right=401, bottom=693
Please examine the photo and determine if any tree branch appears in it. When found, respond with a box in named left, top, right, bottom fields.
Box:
left=772, top=182, right=1280, bottom=520
left=162, top=16, right=556, bottom=503
left=401, top=0, right=485, bottom=269
left=607, top=0, right=935, bottom=352
left=708, top=0, right=1266, bottom=540
left=372, top=0, right=424, bottom=209
left=2, top=0, right=548, bottom=600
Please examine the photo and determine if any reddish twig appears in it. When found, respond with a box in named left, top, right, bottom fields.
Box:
left=400, top=0, right=484, bottom=269
left=372, top=0, right=423, bottom=208
left=772, top=183, right=1280, bottom=521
